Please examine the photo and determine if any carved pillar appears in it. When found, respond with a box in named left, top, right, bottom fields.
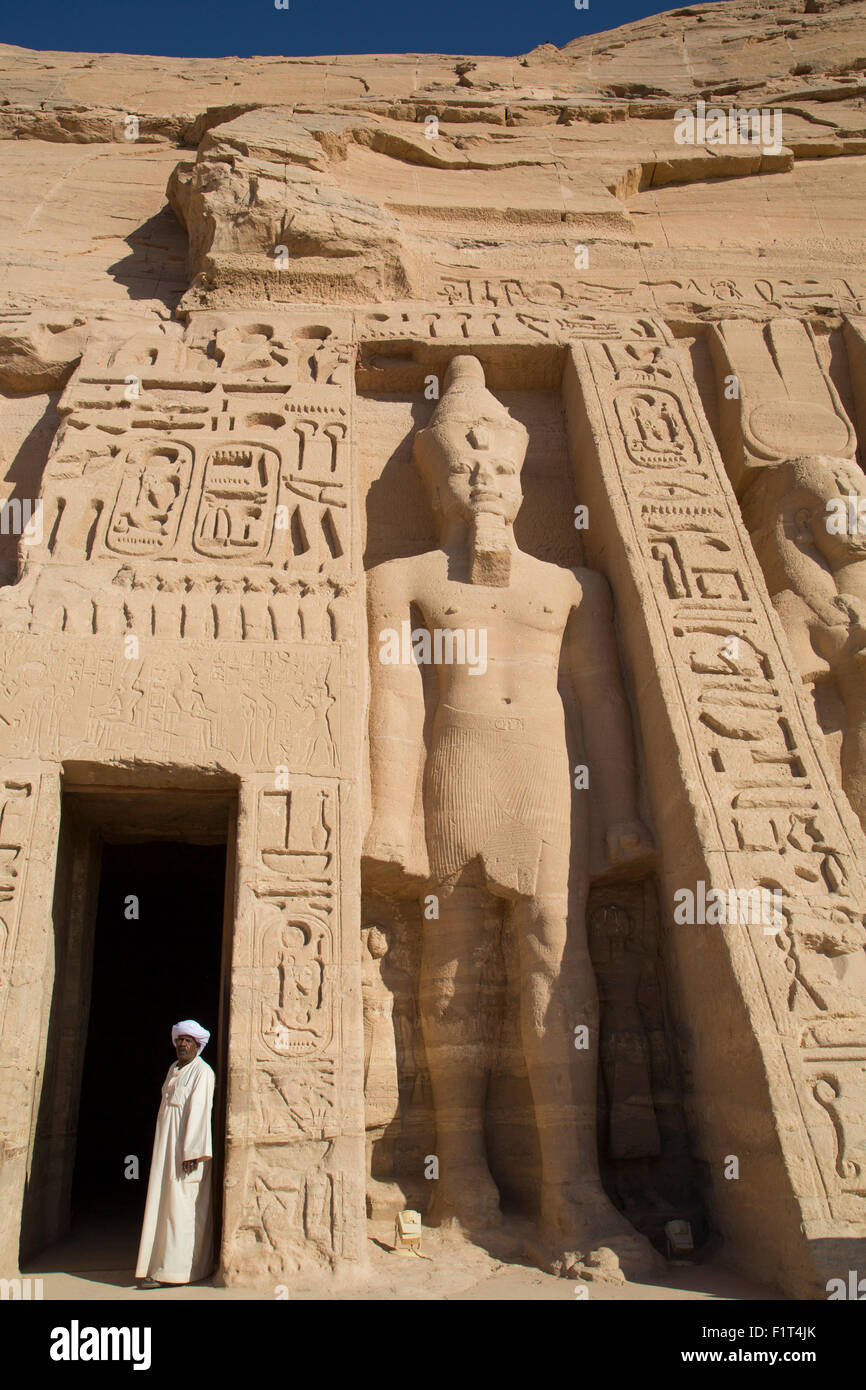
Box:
left=221, top=771, right=365, bottom=1284
left=564, top=323, right=866, bottom=1296
left=201, top=313, right=367, bottom=1285
left=0, top=764, right=61, bottom=1270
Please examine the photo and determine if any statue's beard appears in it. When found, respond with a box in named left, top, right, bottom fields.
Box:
left=469, top=509, right=511, bottom=586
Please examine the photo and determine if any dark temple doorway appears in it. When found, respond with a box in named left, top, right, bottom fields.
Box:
left=20, top=777, right=236, bottom=1278
left=72, top=841, right=225, bottom=1226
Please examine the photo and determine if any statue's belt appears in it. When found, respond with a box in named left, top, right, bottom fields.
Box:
left=433, top=702, right=565, bottom=751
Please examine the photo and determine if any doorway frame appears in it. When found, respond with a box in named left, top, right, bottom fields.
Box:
left=19, top=763, right=239, bottom=1267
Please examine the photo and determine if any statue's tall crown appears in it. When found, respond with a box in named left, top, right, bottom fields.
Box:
left=433, top=355, right=515, bottom=425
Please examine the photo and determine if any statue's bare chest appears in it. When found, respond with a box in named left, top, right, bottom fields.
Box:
left=417, top=582, right=568, bottom=644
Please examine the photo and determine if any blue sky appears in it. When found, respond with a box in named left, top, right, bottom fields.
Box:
left=3, top=0, right=718, bottom=60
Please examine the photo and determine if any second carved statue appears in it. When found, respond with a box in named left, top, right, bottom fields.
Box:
left=363, top=355, right=660, bottom=1279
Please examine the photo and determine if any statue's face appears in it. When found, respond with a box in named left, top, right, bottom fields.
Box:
left=367, top=927, right=388, bottom=959
left=423, top=413, right=526, bottom=526
left=787, top=465, right=866, bottom=564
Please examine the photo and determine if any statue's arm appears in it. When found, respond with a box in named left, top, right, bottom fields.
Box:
left=363, top=562, right=430, bottom=886
left=565, top=568, right=653, bottom=871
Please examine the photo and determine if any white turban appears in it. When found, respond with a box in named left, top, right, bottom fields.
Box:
left=171, top=1019, right=210, bottom=1055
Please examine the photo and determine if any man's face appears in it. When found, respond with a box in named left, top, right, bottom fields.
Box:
left=174, top=1034, right=198, bottom=1064
left=426, top=414, right=526, bottom=526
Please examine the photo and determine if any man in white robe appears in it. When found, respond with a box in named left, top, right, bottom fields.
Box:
left=135, top=1019, right=215, bottom=1288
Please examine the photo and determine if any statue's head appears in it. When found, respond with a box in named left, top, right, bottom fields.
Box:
left=742, top=455, right=866, bottom=580
left=365, top=925, right=389, bottom=959
left=412, top=356, right=529, bottom=530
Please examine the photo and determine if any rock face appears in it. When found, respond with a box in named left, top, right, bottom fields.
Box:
left=168, top=110, right=420, bottom=304
left=0, top=0, right=865, bottom=1299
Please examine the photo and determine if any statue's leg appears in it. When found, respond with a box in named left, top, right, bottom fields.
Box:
left=510, top=847, right=661, bottom=1278
left=418, top=868, right=502, bottom=1231
left=509, top=869, right=590, bottom=1190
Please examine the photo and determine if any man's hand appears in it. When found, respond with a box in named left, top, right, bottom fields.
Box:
left=182, top=1159, right=200, bottom=1177
left=835, top=592, right=866, bottom=653
left=606, top=819, right=655, bottom=873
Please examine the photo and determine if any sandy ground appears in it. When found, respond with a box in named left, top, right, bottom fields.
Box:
left=21, top=1211, right=783, bottom=1302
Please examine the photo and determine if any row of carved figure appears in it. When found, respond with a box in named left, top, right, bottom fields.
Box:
left=24, top=571, right=355, bottom=643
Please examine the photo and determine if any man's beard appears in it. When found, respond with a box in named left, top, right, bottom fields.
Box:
left=469, top=509, right=511, bottom=586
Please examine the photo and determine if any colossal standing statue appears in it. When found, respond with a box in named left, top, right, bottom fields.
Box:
left=363, top=355, right=658, bottom=1277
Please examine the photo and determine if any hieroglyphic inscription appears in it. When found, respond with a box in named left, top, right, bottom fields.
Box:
left=30, top=318, right=355, bottom=580
left=435, top=275, right=866, bottom=322
left=223, top=776, right=346, bottom=1276
left=227, top=1140, right=344, bottom=1278
left=0, top=781, right=34, bottom=981
left=576, top=324, right=866, bottom=1207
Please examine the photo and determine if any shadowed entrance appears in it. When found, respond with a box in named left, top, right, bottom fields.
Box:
left=72, top=840, right=224, bottom=1227
left=19, top=778, right=236, bottom=1274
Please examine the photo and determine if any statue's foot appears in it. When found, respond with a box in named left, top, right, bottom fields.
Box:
left=366, top=1178, right=408, bottom=1221
left=425, top=1167, right=502, bottom=1234
left=530, top=1182, right=664, bottom=1282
